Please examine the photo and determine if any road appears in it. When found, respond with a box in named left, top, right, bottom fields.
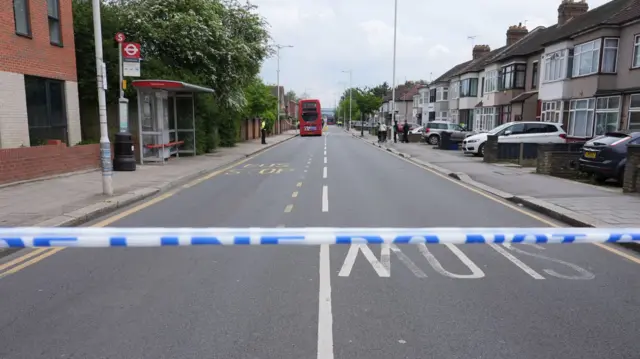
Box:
left=0, top=126, right=639, bottom=359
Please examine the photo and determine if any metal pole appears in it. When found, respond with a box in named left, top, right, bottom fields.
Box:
left=349, top=71, right=352, bottom=132
left=360, top=111, right=364, bottom=137
left=276, top=46, right=280, bottom=134
left=92, top=0, right=113, bottom=195
left=391, top=0, right=398, bottom=143
left=118, top=42, right=128, bottom=133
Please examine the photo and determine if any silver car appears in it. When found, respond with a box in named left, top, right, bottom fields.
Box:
left=422, top=121, right=476, bottom=145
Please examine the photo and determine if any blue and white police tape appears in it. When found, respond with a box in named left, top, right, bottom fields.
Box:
left=1, top=227, right=639, bottom=247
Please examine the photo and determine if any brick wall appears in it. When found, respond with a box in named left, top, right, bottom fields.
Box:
left=0, top=0, right=77, bottom=81
left=536, top=144, right=584, bottom=178
left=623, top=144, right=640, bottom=193
left=0, top=142, right=99, bottom=185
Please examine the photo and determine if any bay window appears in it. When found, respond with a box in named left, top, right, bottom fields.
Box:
left=531, top=61, right=538, bottom=89
left=460, top=78, right=478, bottom=97
left=543, top=50, right=567, bottom=82
left=541, top=101, right=563, bottom=123
left=450, top=109, right=459, bottom=124
left=572, top=40, right=600, bottom=77
left=594, top=96, right=620, bottom=135
left=450, top=81, right=460, bottom=99
left=501, top=105, right=511, bottom=124
left=601, top=38, right=618, bottom=73
left=633, top=35, right=640, bottom=69
left=484, top=71, right=498, bottom=93
left=436, top=87, right=448, bottom=101
left=499, top=64, right=526, bottom=90
left=628, top=94, right=640, bottom=130
left=568, top=98, right=595, bottom=137
left=436, top=111, right=448, bottom=121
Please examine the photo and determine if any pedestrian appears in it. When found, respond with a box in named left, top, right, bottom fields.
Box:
left=402, top=120, right=410, bottom=143
left=378, top=121, right=387, bottom=143
left=261, top=117, right=267, bottom=144
left=393, top=119, right=398, bottom=143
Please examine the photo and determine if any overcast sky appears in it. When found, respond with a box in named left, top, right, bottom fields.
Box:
left=255, top=0, right=609, bottom=108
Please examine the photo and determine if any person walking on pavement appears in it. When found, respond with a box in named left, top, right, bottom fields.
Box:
left=260, top=117, right=267, bottom=144
left=378, top=121, right=387, bottom=143
left=393, top=119, right=398, bottom=143
left=402, top=120, right=410, bottom=143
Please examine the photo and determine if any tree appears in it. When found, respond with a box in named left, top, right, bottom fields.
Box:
left=354, top=88, right=384, bottom=121
left=71, top=0, right=272, bottom=149
left=285, top=90, right=298, bottom=102
left=244, top=77, right=277, bottom=130
left=371, top=82, right=390, bottom=98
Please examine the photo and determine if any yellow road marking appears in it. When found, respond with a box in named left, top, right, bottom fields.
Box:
left=372, top=142, right=640, bottom=265
left=0, top=138, right=291, bottom=278
left=284, top=204, right=294, bottom=213
left=0, top=248, right=64, bottom=279
left=297, top=182, right=303, bottom=187
left=292, top=191, right=298, bottom=198
left=0, top=248, right=49, bottom=272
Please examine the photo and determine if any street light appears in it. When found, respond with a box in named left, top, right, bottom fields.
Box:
left=275, top=44, right=293, bottom=133
left=92, top=0, right=113, bottom=195
left=390, top=0, right=398, bottom=143
left=342, top=70, right=352, bottom=131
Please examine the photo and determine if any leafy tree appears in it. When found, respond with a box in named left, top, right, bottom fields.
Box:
left=371, top=82, right=390, bottom=98
left=71, top=0, right=272, bottom=149
left=244, top=77, right=278, bottom=130
left=285, top=90, right=298, bottom=102
left=354, top=88, right=383, bottom=121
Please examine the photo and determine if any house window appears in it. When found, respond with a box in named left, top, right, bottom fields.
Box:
left=474, top=107, right=498, bottom=132
left=13, top=0, right=31, bottom=36
left=541, top=100, right=563, bottom=123
left=436, top=87, right=448, bottom=101
left=47, top=0, right=62, bottom=45
left=24, top=76, right=68, bottom=146
left=436, top=111, right=448, bottom=121
left=543, top=50, right=567, bottom=82
left=531, top=61, right=538, bottom=89
left=451, top=81, right=459, bottom=99
left=601, top=38, right=618, bottom=73
left=484, top=70, right=498, bottom=93
left=429, top=88, right=436, bottom=103
left=628, top=94, right=640, bottom=130
left=572, top=40, right=600, bottom=77
left=450, top=109, right=459, bottom=124
left=459, top=78, right=478, bottom=97
left=633, top=36, right=640, bottom=69
left=594, top=96, right=620, bottom=135
left=568, top=98, right=596, bottom=137
left=500, top=64, right=526, bottom=90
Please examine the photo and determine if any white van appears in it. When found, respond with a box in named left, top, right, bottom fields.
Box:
left=462, top=121, right=567, bottom=156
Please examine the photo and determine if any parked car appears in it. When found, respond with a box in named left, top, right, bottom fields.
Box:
left=422, top=121, right=476, bottom=145
left=578, top=131, right=640, bottom=183
left=461, top=121, right=567, bottom=157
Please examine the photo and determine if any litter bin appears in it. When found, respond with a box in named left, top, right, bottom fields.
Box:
left=113, top=132, right=137, bottom=171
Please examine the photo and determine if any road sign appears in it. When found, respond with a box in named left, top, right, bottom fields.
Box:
left=122, top=42, right=141, bottom=59
left=123, top=61, right=141, bottom=77
left=115, top=32, right=126, bottom=43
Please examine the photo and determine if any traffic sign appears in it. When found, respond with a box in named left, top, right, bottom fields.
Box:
left=115, top=32, right=126, bottom=43
left=122, top=42, right=141, bottom=59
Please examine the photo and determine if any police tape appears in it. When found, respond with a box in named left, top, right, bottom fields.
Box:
left=0, top=227, right=639, bottom=248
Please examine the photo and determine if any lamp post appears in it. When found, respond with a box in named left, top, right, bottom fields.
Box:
left=342, top=70, right=352, bottom=131
left=390, top=0, right=398, bottom=143
left=275, top=44, right=293, bottom=133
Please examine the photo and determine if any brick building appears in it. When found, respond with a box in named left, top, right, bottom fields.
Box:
left=0, top=0, right=81, bottom=148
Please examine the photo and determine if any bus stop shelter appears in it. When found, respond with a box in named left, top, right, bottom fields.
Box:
left=131, top=80, right=214, bottom=165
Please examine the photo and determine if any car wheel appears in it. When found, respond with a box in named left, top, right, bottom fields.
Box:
left=478, top=143, right=485, bottom=157
left=428, top=135, right=439, bottom=145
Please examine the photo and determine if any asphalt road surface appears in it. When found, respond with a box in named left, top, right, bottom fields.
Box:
left=1, top=126, right=639, bottom=359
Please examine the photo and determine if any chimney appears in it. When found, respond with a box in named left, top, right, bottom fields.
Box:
left=506, top=23, right=529, bottom=46
left=558, top=0, right=589, bottom=26
left=472, top=45, right=491, bottom=60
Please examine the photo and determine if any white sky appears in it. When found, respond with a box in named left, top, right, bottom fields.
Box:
left=255, top=0, right=610, bottom=107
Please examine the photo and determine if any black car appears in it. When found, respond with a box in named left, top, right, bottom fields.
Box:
left=578, top=131, right=640, bottom=183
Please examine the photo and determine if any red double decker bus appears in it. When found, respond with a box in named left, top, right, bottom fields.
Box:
left=299, top=99, right=323, bottom=136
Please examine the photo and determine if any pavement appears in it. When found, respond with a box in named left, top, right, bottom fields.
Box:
left=352, top=129, right=640, bottom=229
left=0, top=126, right=639, bottom=359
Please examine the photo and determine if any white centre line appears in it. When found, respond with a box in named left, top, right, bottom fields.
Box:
left=324, top=157, right=327, bottom=164
left=322, top=185, right=329, bottom=212
left=317, top=244, right=334, bottom=359
left=323, top=167, right=327, bottom=178
left=324, top=150, right=326, bottom=155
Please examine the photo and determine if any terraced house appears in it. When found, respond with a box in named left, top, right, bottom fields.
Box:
left=434, top=0, right=640, bottom=138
